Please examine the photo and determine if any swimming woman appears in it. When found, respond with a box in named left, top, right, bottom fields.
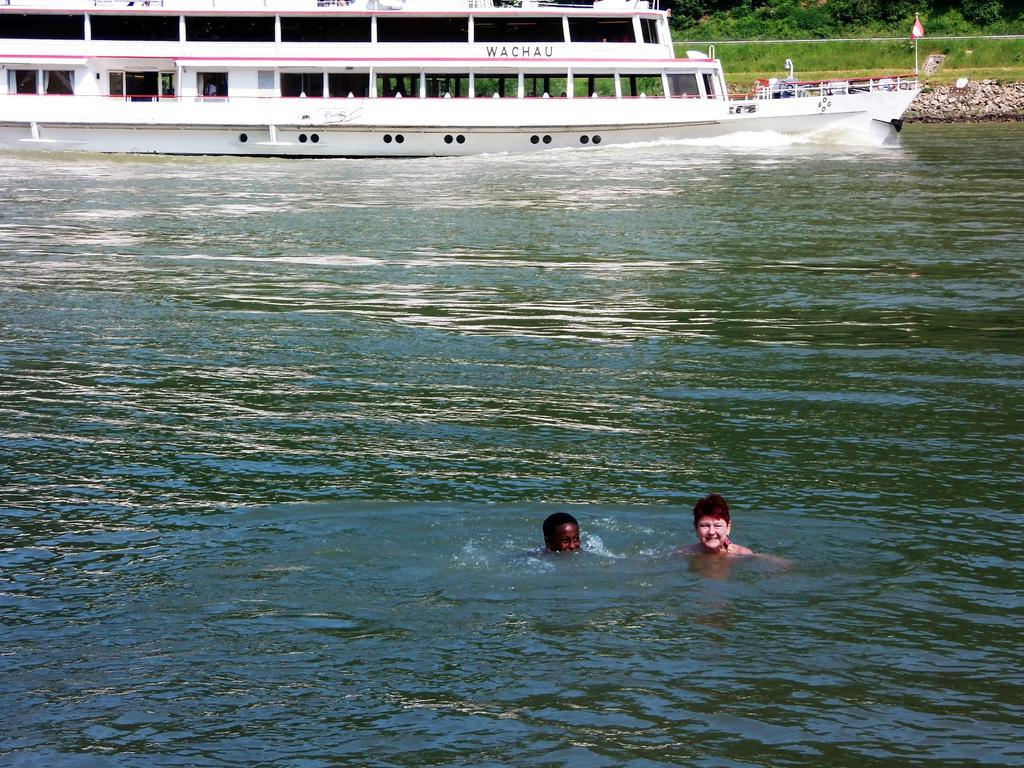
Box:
left=674, top=494, right=753, bottom=556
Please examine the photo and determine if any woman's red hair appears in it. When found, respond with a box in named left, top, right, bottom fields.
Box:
left=693, top=494, right=730, bottom=525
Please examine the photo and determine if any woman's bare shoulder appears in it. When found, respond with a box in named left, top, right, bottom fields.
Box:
left=671, top=543, right=704, bottom=556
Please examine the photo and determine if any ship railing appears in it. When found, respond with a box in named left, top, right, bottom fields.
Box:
left=748, top=74, right=919, bottom=100
left=93, top=0, right=165, bottom=6
left=105, top=93, right=178, bottom=101
left=482, top=0, right=662, bottom=7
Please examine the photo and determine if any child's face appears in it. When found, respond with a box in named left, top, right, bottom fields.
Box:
left=694, top=515, right=731, bottom=552
left=545, top=523, right=581, bottom=552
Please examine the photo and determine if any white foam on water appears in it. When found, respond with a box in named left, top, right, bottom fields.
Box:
left=154, top=253, right=382, bottom=267
left=611, top=128, right=901, bottom=153
left=582, top=533, right=626, bottom=559
left=677, top=130, right=812, bottom=149
left=454, top=539, right=492, bottom=568
left=60, top=209, right=150, bottom=221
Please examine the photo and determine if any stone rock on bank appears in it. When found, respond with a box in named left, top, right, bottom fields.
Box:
left=907, top=80, right=1024, bottom=122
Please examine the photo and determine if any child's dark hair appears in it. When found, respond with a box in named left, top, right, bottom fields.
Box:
left=543, top=512, right=578, bottom=538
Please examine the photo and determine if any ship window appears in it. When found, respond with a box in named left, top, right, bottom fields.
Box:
left=623, top=74, right=664, bottom=98
left=472, top=76, right=515, bottom=99
left=568, top=18, right=635, bottom=43
left=43, top=70, right=74, bottom=95
left=640, top=18, right=659, bottom=44
left=90, top=14, right=179, bottom=41
left=258, top=71, right=275, bottom=90
left=198, top=72, right=229, bottom=98
left=281, top=17, right=370, bottom=43
left=160, top=72, right=176, bottom=98
left=425, top=74, right=468, bottom=98
left=125, top=71, right=159, bottom=101
left=281, top=73, right=324, bottom=98
left=11, top=70, right=37, bottom=94
left=376, top=74, right=419, bottom=98
left=524, top=75, right=568, bottom=98
left=0, top=14, right=84, bottom=40
left=473, top=18, right=564, bottom=43
left=109, top=71, right=125, bottom=97
left=186, top=16, right=275, bottom=43
left=667, top=72, right=700, bottom=97
left=573, top=74, right=616, bottom=98
left=328, top=73, right=369, bottom=97
left=702, top=72, right=718, bottom=98
left=376, top=18, right=468, bottom=43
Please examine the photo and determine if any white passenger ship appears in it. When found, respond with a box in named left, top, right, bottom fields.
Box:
left=0, top=0, right=920, bottom=156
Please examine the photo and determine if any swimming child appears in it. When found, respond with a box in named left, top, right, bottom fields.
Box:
left=674, top=494, right=753, bottom=556
left=542, top=512, right=581, bottom=553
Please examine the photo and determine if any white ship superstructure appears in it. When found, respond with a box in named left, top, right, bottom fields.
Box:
left=0, top=0, right=920, bottom=156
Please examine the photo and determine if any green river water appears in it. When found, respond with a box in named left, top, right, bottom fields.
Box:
left=1, top=123, right=1022, bottom=766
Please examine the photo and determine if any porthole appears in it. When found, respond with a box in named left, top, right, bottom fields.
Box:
left=530, top=135, right=540, bottom=144
left=299, top=134, right=308, bottom=144
left=456, top=135, right=465, bottom=144
left=444, top=135, right=454, bottom=144
left=593, top=135, right=602, bottom=144
left=580, top=135, right=590, bottom=144
left=239, top=133, right=248, bottom=143
left=542, top=135, right=552, bottom=144
left=384, top=134, right=393, bottom=143
left=311, top=134, right=320, bottom=144
left=396, top=134, right=405, bottom=144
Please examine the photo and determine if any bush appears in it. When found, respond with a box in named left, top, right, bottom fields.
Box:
left=670, top=1, right=1024, bottom=40
left=961, top=0, right=1004, bottom=24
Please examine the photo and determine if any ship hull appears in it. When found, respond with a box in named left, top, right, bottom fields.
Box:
left=0, top=87, right=918, bottom=156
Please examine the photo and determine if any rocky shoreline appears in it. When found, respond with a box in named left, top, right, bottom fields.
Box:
left=906, top=80, right=1024, bottom=122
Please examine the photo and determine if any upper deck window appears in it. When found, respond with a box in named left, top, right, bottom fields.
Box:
left=473, top=18, right=564, bottom=43
left=198, top=72, right=228, bottom=97
left=377, top=73, right=419, bottom=98
left=281, top=73, right=324, bottom=98
left=524, top=74, right=568, bottom=98
left=44, top=70, right=74, bottom=95
left=573, top=73, right=616, bottom=98
left=90, top=15, right=179, bottom=41
left=0, top=14, right=84, bottom=40
left=376, top=18, right=468, bottom=43
left=281, top=17, right=371, bottom=43
left=472, top=75, right=515, bottom=98
left=328, top=72, right=369, bottom=98
left=702, top=72, right=719, bottom=97
left=640, top=18, right=659, bottom=44
left=667, top=73, right=700, bottom=97
left=186, top=17, right=275, bottom=43
left=623, top=74, right=665, bottom=98
left=10, top=70, right=38, bottom=94
left=425, top=74, right=468, bottom=98
left=568, top=18, right=635, bottom=43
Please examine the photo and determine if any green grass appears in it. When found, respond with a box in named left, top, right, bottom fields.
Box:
left=676, top=37, right=1024, bottom=91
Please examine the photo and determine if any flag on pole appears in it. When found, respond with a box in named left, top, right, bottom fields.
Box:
left=911, top=14, right=925, bottom=39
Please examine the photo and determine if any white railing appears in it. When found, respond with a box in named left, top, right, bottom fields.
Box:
left=750, top=74, right=919, bottom=100
left=93, top=0, right=165, bottom=6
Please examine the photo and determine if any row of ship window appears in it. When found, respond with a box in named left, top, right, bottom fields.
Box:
left=233, top=133, right=600, bottom=147
left=6, top=70, right=716, bottom=100
left=0, top=14, right=661, bottom=45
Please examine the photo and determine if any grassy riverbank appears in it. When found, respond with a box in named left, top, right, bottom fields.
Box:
left=676, top=37, right=1024, bottom=92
